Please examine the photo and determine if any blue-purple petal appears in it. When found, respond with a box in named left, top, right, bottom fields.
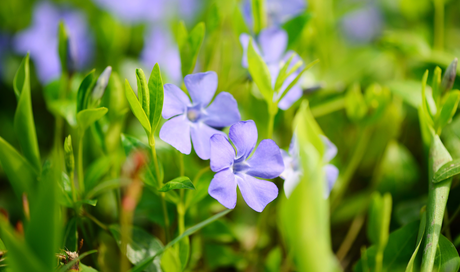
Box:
left=203, top=92, right=241, bottom=128
left=236, top=173, right=278, bottom=212
left=321, top=135, right=338, bottom=163
left=246, top=139, right=284, bottom=179
left=208, top=169, right=237, bottom=209
left=229, top=120, right=258, bottom=160
left=159, top=115, right=191, bottom=154
left=184, top=72, right=218, bottom=107
left=162, top=83, right=190, bottom=119
left=324, top=164, right=339, bottom=198
left=258, top=27, right=287, bottom=64
left=210, top=134, right=235, bottom=172
left=190, top=122, right=225, bottom=160
left=278, top=84, right=302, bottom=110
left=240, top=33, right=261, bottom=68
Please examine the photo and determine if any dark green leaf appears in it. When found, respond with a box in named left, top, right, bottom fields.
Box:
left=148, top=63, right=164, bottom=133
left=367, top=193, right=392, bottom=251
left=63, top=217, right=78, bottom=252
left=85, top=178, right=130, bottom=200
left=406, top=212, right=426, bottom=272
left=110, top=225, right=163, bottom=272
left=125, top=80, right=151, bottom=134
left=434, top=235, right=460, bottom=272
left=76, top=199, right=98, bottom=206
left=159, top=177, right=194, bottom=192
left=85, top=156, right=112, bottom=191
left=247, top=38, right=273, bottom=104
left=77, top=70, right=96, bottom=113
left=77, top=107, right=108, bottom=132
left=177, top=236, right=190, bottom=271
left=283, top=13, right=312, bottom=47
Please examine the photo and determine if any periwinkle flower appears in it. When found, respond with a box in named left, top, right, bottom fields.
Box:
left=141, top=27, right=181, bottom=85
left=13, top=2, right=93, bottom=84
left=160, top=72, right=241, bottom=160
left=243, top=0, right=307, bottom=28
left=208, top=120, right=284, bottom=212
left=341, top=5, right=382, bottom=44
left=281, top=135, right=339, bottom=198
left=240, top=27, right=303, bottom=110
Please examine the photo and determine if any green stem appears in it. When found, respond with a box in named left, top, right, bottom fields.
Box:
left=267, top=109, right=276, bottom=139
left=421, top=135, right=452, bottom=272
left=149, top=135, right=170, bottom=242
left=434, top=0, right=444, bottom=51
left=84, top=210, right=108, bottom=231
left=311, top=97, right=345, bottom=118
left=78, top=130, right=85, bottom=195
left=69, top=170, right=77, bottom=203
left=178, top=152, right=185, bottom=235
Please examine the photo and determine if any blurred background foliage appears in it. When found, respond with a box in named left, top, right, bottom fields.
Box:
left=1, top=0, right=460, bottom=271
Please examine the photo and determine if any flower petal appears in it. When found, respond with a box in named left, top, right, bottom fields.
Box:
left=283, top=170, right=302, bottom=198
left=278, top=84, right=302, bottom=110
left=208, top=168, right=237, bottom=209
left=258, top=27, right=287, bottom=64
left=203, top=92, right=241, bottom=128
left=321, top=135, right=337, bottom=163
left=190, top=122, right=225, bottom=160
left=159, top=115, right=191, bottom=154
left=246, top=139, right=284, bottom=179
left=324, top=164, right=339, bottom=198
left=236, top=173, right=278, bottom=212
left=210, top=134, right=235, bottom=172
left=184, top=71, right=218, bottom=107
left=229, top=120, right=258, bottom=160
left=162, top=83, right=190, bottom=119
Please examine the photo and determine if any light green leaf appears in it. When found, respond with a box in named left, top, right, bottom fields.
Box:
left=435, top=90, right=460, bottom=133
left=0, top=137, right=37, bottom=198
left=148, top=63, right=164, bottom=133
left=247, top=38, right=273, bottom=104
left=278, top=59, right=319, bottom=102
left=13, top=53, right=41, bottom=172
left=130, top=209, right=232, bottom=272
left=433, top=158, right=460, bottom=183
left=159, top=177, right=195, bottom=192
left=161, top=247, right=181, bottom=272
left=77, top=70, right=96, bottom=113
left=77, top=107, right=108, bottom=132
left=434, top=235, right=460, bottom=272
left=80, top=263, right=99, bottom=272
left=110, top=225, right=163, bottom=272
left=58, top=21, right=68, bottom=74
left=250, top=0, right=266, bottom=34
left=47, top=99, right=77, bottom=127
left=180, top=22, right=205, bottom=76
left=265, top=246, right=282, bottom=272
left=136, top=68, right=150, bottom=118
left=432, top=66, right=442, bottom=106
left=367, top=193, right=392, bottom=251
left=176, top=236, right=190, bottom=271
left=406, top=212, right=427, bottom=272
left=421, top=70, right=434, bottom=127
left=125, top=80, right=151, bottom=134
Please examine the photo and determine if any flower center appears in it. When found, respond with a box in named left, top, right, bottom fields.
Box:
left=232, top=160, right=249, bottom=174
left=186, top=106, right=201, bottom=122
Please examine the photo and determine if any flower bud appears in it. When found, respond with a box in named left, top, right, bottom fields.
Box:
left=64, top=135, right=75, bottom=175
left=92, top=66, right=112, bottom=102
left=441, top=58, right=457, bottom=93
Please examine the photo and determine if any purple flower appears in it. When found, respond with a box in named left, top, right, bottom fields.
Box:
left=243, top=0, right=307, bottom=28
left=141, top=27, right=181, bottom=85
left=281, top=135, right=339, bottom=198
left=160, top=72, right=241, bottom=160
left=13, top=2, right=93, bottom=84
left=341, top=5, right=382, bottom=44
left=208, top=120, right=284, bottom=212
left=240, top=27, right=304, bottom=110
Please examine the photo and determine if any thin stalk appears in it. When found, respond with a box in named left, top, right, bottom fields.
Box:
left=149, top=136, right=170, bottom=242
left=311, top=97, right=345, bottom=118
left=69, top=170, right=77, bottom=203
left=267, top=110, right=276, bottom=139
left=178, top=152, right=185, bottom=235
left=192, top=166, right=210, bottom=185
left=336, top=213, right=365, bottom=261
left=83, top=210, right=108, bottom=231
left=434, top=0, right=444, bottom=51
left=78, top=131, right=85, bottom=195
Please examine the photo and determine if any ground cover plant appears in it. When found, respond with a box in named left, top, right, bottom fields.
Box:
left=1, top=0, right=460, bottom=271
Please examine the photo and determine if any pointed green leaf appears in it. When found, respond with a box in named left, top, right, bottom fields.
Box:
left=58, top=21, right=68, bottom=74
left=278, top=59, right=319, bottom=102
left=57, top=250, right=98, bottom=272
left=125, top=80, right=151, bottom=134
left=148, top=63, right=164, bottom=133
left=250, top=0, right=266, bottom=34
left=432, top=67, right=442, bottom=106
left=405, top=212, right=427, bottom=272
left=0, top=137, right=37, bottom=198
left=421, top=70, right=434, bottom=127
left=77, top=107, right=108, bottom=132
left=433, top=158, right=460, bottom=183
left=180, top=22, right=205, bottom=76
left=159, top=177, right=194, bottom=192
left=136, top=68, right=150, bottom=118
left=120, top=134, right=150, bottom=156
left=176, top=21, right=188, bottom=49
left=177, top=237, right=190, bottom=271
left=161, top=247, right=181, bottom=272
left=85, top=178, right=130, bottom=200
left=13, top=54, right=41, bottom=172
left=77, top=70, right=97, bottom=113
left=247, top=38, right=273, bottom=104
left=63, top=217, right=78, bottom=252
left=436, top=90, right=460, bottom=133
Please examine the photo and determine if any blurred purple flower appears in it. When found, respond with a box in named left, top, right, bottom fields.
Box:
left=13, top=2, right=93, bottom=84
left=341, top=5, right=382, bottom=44
left=160, top=72, right=241, bottom=160
left=240, top=27, right=303, bottom=110
left=243, top=0, right=307, bottom=28
left=208, top=120, right=284, bottom=212
left=93, top=0, right=200, bottom=24
left=281, top=135, right=339, bottom=198
left=0, top=34, right=10, bottom=76
left=141, top=27, right=181, bottom=84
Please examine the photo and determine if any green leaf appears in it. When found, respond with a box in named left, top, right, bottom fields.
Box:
left=57, top=250, right=98, bottom=272
left=47, top=99, right=77, bottom=127
left=250, top=0, right=266, bottom=34
left=58, top=21, right=68, bottom=74
left=85, top=156, right=112, bottom=191
left=161, top=247, right=181, bottom=272
left=77, top=70, right=97, bottom=113
left=367, top=193, right=392, bottom=251
left=406, top=212, right=427, bottom=272
left=440, top=58, right=458, bottom=93
left=355, top=220, right=420, bottom=272
left=0, top=217, right=48, bottom=271
left=136, top=68, right=150, bottom=118
left=421, top=70, right=434, bottom=127
left=159, top=177, right=195, bottom=192
left=282, top=13, right=312, bottom=47
left=125, top=80, right=151, bottom=134
left=110, top=225, right=163, bottom=272
left=13, top=54, right=41, bottom=172
left=278, top=59, right=319, bottom=102
left=121, top=134, right=150, bottom=156
left=63, top=217, right=78, bottom=252
left=435, top=90, right=460, bottom=133
left=265, top=246, right=282, bottom=272
left=345, top=83, right=368, bottom=122
left=0, top=137, right=37, bottom=198
left=148, top=63, right=164, bottom=133
left=80, top=263, right=99, bottom=272
left=434, top=235, right=460, bottom=272
left=76, top=199, right=98, bottom=206
left=77, top=107, right=108, bottom=132
left=247, top=38, right=273, bottom=104
left=85, top=178, right=130, bottom=200
left=0, top=238, right=5, bottom=250
left=432, top=67, right=442, bottom=106
left=130, top=209, right=232, bottom=272
left=176, top=236, right=190, bottom=271
left=433, top=159, right=460, bottom=183
left=180, top=22, right=205, bottom=76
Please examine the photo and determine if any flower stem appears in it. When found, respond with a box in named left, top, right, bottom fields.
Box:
left=149, top=135, right=170, bottom=242
left=178, top=152, right=185, bottom=235
left=311, top=97, right=345, bottom=118
left=267, top=108, right=276, bottom=139
left=78, top=130, right=85, bottom=195
left=69, top=170, right=77, bottom=203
